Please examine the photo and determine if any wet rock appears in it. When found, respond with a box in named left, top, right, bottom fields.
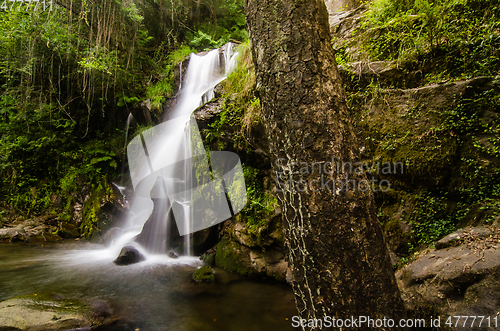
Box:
left=87, top=299, right=112, bottom=319
left=134, top=180, right=182, bottom=254
left=0, top=228, right=21, bottom=241
left=342, top=61, right=424, bottom=89
left=325, top=0, right=362, bottom=13
left=399, top=245, right=500, bottom=286
left=215, top=237, right=289, bottom=281
left=97, top=227, right=122, bottom=245
left=192, top=265, right=215, bottom=283
left=0, top=216, right=66, bottom=243
left=191, top=226, right=219, bottom=255
left=58, top=223, right=80, bottom=239
left=234, top=221, right=274, bottom=247
left=167, top=251, right=179, bottom=259
left=0, top=294, right=92, bottom=331
left=328, top=3, right=367, bottom=61
left=113, top=246, right=145, bottom=265
left=194, top=98, right=224, bottom=123
left=89, top=199, right=126, bottom=244
left=72, top=202, right=83, bottom=225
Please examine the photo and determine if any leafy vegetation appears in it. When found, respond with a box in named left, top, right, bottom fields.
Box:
left=0, top=0, right=248, bottom=234
left=205, top=41, right=261, bottom=151
left=344, top=0, right=500, bottom=255
left=352, top=0, right=500, bottom=80
left=407, top=190, right=455, bottom=244
left=240, top=164, right=277, bottom=233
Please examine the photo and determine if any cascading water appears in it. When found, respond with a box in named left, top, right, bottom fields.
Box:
left=224, top=42, right=238, bottom=75
left=110, top=43, right=239, bottom=261
left=120, top=113, right=135, bottom=182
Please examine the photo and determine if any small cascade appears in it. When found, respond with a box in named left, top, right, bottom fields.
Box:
left=120, top=113, right=135, bottom=182
left=178, top=48, right=224, bottom=108
left=111, top=43, right=238, bottom=261
left=178, top=62, right=183, bottom=92
left=224, top=42, right=239, bottom=75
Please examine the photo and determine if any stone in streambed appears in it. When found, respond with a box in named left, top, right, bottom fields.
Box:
left=167, top=251, right=179, bottom=259
left=192, top=266, right=215, bottom=283
left=113, top=246, right=145, bottom=265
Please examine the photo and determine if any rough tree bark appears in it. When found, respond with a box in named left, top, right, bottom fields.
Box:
left=245, top=0, right=406, bottom=329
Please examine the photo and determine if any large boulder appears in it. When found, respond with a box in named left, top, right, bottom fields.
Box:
left=0, top=294, right=92, bottom=331
left=397, top=225, right=500, bottom=328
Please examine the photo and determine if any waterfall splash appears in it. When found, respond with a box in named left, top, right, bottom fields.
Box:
left=109, top=43, right=240, bottom=262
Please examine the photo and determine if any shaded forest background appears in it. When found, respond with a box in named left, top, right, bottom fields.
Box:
left=0, top=0, right=247, bottom=230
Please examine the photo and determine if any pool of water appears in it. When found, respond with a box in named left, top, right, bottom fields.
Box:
left=0, top=242, right=297, bottom=330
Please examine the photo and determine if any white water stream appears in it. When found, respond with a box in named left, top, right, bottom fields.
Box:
left=108, top=43, right=238, bottom=260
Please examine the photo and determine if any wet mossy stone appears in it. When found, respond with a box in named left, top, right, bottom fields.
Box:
left=215, top=238, right=256, bottom=276
left=192, top=266, right=215, bottom=283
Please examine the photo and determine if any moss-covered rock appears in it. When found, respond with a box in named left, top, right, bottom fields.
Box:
left=192, top=265, right=215, bottom=283
left=215, top=237, right=289, bottom=281
left=79, top=179, right=125, bottom=241
left=215, top=237, right=256, bottom=276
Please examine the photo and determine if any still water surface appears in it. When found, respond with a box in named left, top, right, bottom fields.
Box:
left=0, top=242, right=296, bottom=330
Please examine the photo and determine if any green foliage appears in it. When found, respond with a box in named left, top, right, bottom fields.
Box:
left=189, top=30, right=223, bottom=50
left=241, top=165, right=277, bottom=233
left=441, top=87, right=500, bottom=137
left=205, top=41, right=260, bottom=150
left=185, top=0, right=247, bottom=51
left=78, top=48, right=118, bottom=75
left=0, top=0, right=248, bottom=218
left=146, top=46, right=194, bottom=111
left=408, top=190, right=455, bottom=244
left=146, top=78, right=174, bottom=110
left=357, top=0, right=500, bottom=79
left=354, top=80, right=499, bottom=249
left=169, top=46, right=193, bottom=65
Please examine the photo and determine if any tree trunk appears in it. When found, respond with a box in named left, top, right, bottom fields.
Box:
left=245, top=0, right=406, bottom=328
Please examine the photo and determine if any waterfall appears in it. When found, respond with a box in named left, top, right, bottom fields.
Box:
left=178, top=62, right=183, bottom=92
left=110, top=43, right=239, bottom=259
left=120, top=113, right=135, bottom=183
left=224, top=42, right=239, bottom=75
